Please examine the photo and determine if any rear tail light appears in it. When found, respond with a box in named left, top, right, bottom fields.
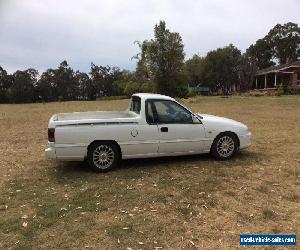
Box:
left=48, top=128, right=55, bottom=142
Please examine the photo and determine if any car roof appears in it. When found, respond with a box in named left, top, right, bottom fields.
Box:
left=132, top=93, right=175, bottom=101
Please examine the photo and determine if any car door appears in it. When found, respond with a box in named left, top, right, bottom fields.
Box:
left=120, top=96, right=159, bottom=158
left=148, top=99, right=206, bottom=154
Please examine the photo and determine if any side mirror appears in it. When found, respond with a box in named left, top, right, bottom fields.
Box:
left=192, top=115, right=201, bottom=124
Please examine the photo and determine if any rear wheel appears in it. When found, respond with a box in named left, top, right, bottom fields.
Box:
left=87, top=142, right=120, bottom=172
left=211, top=133, right=238, bottom=160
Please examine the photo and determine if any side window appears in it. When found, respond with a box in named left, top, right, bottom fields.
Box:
left=129, top=96, right=141, bottom=114
left=153, top=100, right=192, bottom=124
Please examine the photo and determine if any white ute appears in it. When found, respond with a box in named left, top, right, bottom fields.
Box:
left=45, top=93, right=251, bottom=172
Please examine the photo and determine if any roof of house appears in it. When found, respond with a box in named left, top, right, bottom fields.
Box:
left=256, top=60, right=300, bottom=75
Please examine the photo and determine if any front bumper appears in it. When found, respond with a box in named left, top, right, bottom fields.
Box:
left=239, top=132, right=251, bottom=149
left=45, top=147, right=56, bottom=159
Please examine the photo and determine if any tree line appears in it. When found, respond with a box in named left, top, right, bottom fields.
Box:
left=1, top=21, right=299, bottom=103
left=184, top=22, right=300, bottom=94
left=0, top=61, right=151, bottom=103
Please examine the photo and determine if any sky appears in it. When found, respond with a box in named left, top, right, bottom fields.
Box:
left=0, top=0, right=299, bottom=73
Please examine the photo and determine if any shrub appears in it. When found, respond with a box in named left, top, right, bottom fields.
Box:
left=289, top=88, right=300, bottom=95
left=276, top=84, right=284, bottom=96
left=282, top=84, right=291, bottom=94
left=248, top=90, right=265, bottom=97
left=187, top=91, right=197, bottom=98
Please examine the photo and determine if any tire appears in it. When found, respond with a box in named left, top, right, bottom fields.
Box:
left=87, top=141, right=120, bottom=172
left=211, top=132, right=238, bottom=160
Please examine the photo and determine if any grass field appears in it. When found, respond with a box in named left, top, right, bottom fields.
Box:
left=0, top=96, right=299, bottom=249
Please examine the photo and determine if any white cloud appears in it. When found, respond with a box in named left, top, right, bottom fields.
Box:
left=0, top=0, right=299, bottom=73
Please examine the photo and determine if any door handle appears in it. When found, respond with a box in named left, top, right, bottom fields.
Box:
left=161, top=127, right=168, bottom=132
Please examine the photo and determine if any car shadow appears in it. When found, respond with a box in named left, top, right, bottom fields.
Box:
left=53, top=149, right=261, bottom=176
left=120, top=150, right=261, bottom=170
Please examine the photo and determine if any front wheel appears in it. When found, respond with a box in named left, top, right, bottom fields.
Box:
left=87, top=142, right=120, bottom=172
left=211, top=133, right=238, bottom=160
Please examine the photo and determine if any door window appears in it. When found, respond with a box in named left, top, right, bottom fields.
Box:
left=151, top=100, right=193, bottom=124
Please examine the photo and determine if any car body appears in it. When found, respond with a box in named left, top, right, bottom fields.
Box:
left=45, top=93, right=251, bottom=171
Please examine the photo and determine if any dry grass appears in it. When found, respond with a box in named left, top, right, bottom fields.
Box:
left=0, top=96, right=299, bottom=249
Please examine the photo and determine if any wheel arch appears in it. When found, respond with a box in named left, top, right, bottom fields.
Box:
left=87, top=140, right=122, bottom=158
left=211, top=131, right=240, bottom=150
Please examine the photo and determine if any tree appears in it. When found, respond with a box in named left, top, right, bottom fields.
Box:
left=75, top=71, right=93, bottom=100
left=266, top=22, right=300, bottom=64
left=55, top=61, right=78, bottom=101
left=237, top=53, right=258, bottom=91
left=123, top=81, right=140, bottom=96
left=134, top=41, right=151, bottom=83
left=10, top=69, right=38, bottom=103
left=203, top=44, right=241, bottom=94
left=140, top=80, right=156, bottom=93
left=246, top=38, right=275, bottom=69
left=112, top=70, right=136, bottom=96
left=0, top=66, right=13, bottom=103
left=90, top=64, right=122, bottom=97
left=184, top=55, right=206, bottom=86
left=36, top=69, right=56, bottom=102
left=246, top=22, right=300, bottom=69
left=35, top=61, right=79, bottom=102
left=135, top=21, right=187, bottom=97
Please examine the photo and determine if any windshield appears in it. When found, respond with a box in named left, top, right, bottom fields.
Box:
left=129, top=96, right=141, bottom=114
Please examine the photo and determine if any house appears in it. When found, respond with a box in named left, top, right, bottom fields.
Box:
left=254, top=60, right=300, bottom=90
